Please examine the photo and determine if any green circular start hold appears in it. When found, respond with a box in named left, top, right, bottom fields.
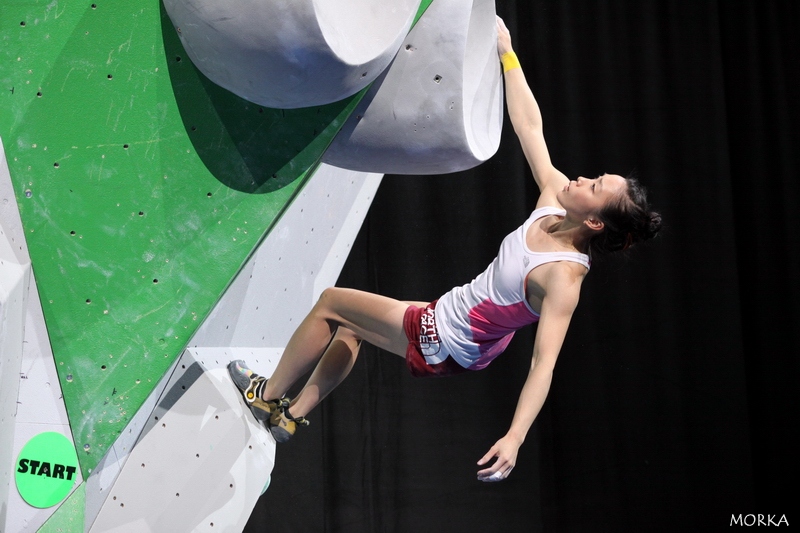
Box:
left=15, top=432, right=80, bottom=508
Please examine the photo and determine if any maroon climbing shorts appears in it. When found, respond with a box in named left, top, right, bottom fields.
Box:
left=402, top=300, right=469, bottom=378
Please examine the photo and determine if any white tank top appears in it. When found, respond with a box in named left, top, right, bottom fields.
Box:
left=434, top=206, right=590, bottom=370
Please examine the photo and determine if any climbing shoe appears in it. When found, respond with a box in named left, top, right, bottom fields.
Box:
left=269, top=407, right=310, bottom=443
left=227, top=360, right=288, bottom=423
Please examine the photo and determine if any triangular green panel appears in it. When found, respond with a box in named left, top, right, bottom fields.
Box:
left=37, top=483, right=85, bottom=533
left=0, top=0, right=363, bottom=478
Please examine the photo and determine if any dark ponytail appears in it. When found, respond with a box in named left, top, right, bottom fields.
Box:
left=588, top=176, right=662, bottom=256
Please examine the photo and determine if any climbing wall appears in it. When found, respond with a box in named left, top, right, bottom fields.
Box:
left=0, top=0, right=500, bottom=530
left=1, top=1, right=368, bottom=481
left=0, top=141, right=34, bottom=529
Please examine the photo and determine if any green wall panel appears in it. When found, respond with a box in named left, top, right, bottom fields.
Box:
left=0, top=0, right=363, bottom=479
left=37, top=483, right=85, bottom=533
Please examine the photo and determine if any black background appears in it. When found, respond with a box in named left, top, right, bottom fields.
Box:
left=247, top=1, right=798, bottom=531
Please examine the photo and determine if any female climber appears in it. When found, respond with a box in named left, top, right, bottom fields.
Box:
left=228, top=16, right=662, bottom=482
